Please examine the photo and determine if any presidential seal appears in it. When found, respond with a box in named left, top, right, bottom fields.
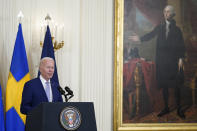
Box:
left=60, top=106, right=81, bottom=130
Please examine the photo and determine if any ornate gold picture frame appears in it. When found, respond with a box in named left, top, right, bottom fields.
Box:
left=113, top=0, right=197, bottom=130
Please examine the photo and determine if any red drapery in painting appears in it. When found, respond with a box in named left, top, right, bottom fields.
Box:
left=123, top=58, right=157, bottom=112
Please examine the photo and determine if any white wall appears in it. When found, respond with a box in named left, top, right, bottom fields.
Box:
left=0, top=0, right=113, bottom=131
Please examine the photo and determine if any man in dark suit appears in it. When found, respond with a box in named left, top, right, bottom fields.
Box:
left=20, top=57, right=63, bottom=115
left=129, top=5, right=185, bottom=119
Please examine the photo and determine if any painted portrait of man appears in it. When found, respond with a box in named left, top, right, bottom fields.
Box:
left=123, top=0, right=197, bottom=123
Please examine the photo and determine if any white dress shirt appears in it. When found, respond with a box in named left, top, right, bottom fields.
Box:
left=40, top=75, right=53, bottom=102
left=166, top=20, right=170, bottom=38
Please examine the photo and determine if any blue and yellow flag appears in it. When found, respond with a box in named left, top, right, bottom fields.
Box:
left=6, top=23, right=30, bottom=131
left=0, top=84, right=5, bottom=131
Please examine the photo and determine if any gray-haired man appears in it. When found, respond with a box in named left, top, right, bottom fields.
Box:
left=129, top=5, right=185, bottom=119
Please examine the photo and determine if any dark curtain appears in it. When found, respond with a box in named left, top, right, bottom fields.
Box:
left=124, top=0, right=137, bottom=31
left=134, top=0, right=167, bottom=26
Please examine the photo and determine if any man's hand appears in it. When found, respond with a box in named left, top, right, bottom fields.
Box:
left=128, top=35, right=140, bottom=42
left=178, top=58, right=184, bottom=71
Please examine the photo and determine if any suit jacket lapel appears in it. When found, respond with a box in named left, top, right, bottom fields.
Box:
left=37, top=77, right=49, bottom=102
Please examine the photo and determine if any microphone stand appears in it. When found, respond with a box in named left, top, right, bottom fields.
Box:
left=58, top=86, right=68, bottom=102
left=64, top=86, right=74, bottom=102
left=64, top=94, right=69, bottom=102
left=65, top=93, right=74, bottom=102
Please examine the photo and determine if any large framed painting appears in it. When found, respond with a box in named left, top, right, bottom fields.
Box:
left=114, top=0, right=197, bottom=130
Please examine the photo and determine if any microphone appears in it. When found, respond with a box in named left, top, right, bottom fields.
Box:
left=65, top=86, right=74, bottom=101
left=57, top=85, right=74, bottom=102
left=65, top=86, right=73, bottom=95
left=57, top=86, right=65, bottom=95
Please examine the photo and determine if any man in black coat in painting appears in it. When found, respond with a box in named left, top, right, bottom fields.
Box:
left=129, top=5, right=186, bottom=119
